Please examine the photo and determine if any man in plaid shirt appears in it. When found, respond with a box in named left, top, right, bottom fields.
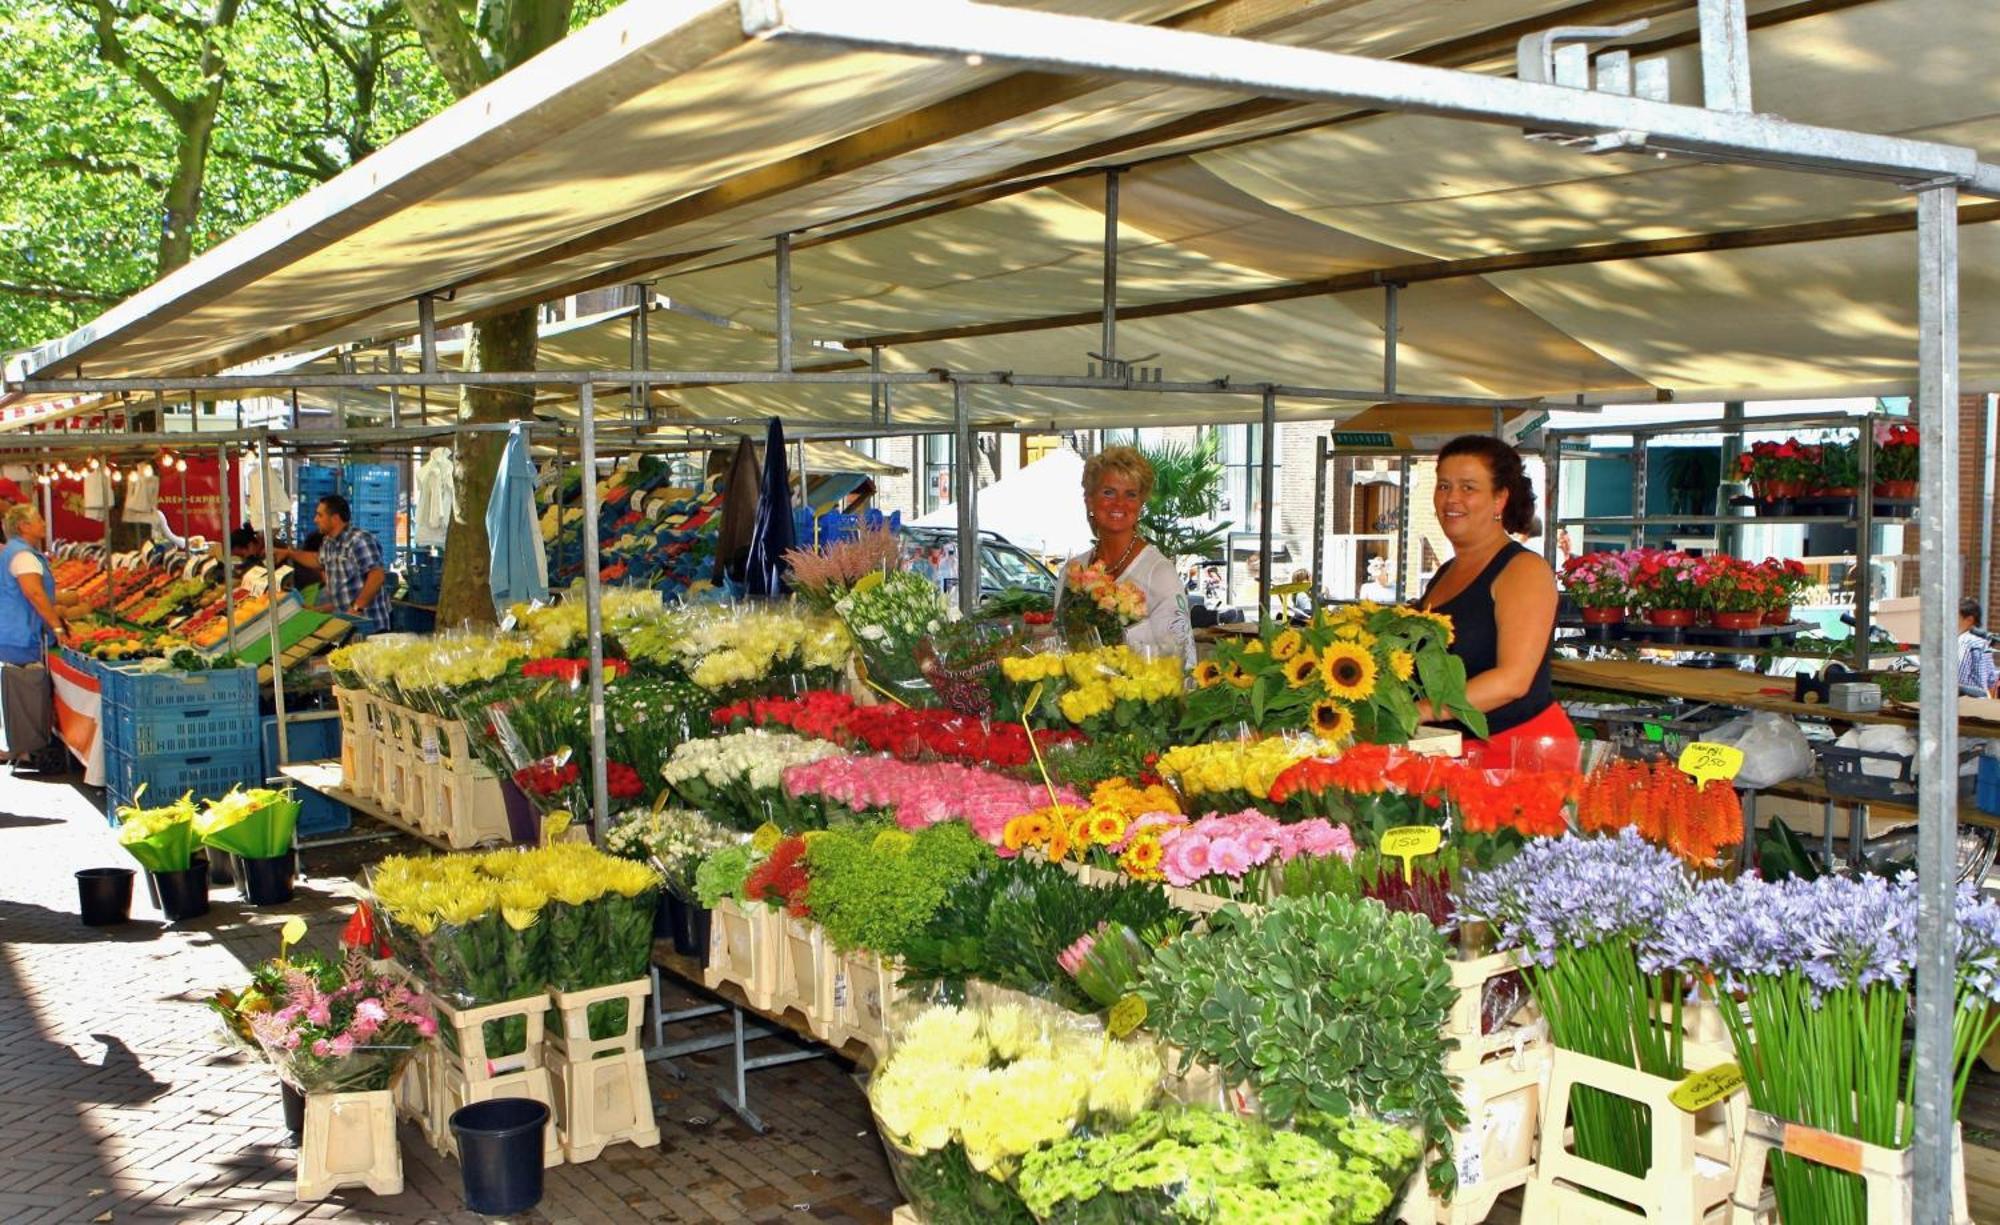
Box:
left=275, top=494, right=392, bottom=633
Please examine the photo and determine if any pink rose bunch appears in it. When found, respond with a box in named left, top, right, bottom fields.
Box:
left=1156, top=809, right=1355, bottom=899
left=782, top=755, right=1083, bottom=845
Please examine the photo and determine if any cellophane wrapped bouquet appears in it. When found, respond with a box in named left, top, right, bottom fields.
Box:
left=246, top=949, right=437, bottom=1093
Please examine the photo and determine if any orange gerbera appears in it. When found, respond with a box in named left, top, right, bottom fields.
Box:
left=1088, top=809, right=1128, bottom=846
left=1003, top=810, right=1055, bottom=852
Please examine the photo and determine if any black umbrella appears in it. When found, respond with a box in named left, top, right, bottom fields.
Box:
left=745, top=417, right=795, bottom=596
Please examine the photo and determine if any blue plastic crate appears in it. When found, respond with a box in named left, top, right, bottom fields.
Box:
left=262, top=712, right=340, bottom=775
left=1980, top=756, right=2000, bottom=817
left=98, top=665, right=256, bottom=720
left=297, top=790, right=351, bottom=838
left=105, top=701, right=261, bottom=759
left=105, top=744, right=263, bottom=817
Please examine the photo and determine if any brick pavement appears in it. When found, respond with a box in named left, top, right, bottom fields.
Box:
left=0, top=769, right=898, bottom=1223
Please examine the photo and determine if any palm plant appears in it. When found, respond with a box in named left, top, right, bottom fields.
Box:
left=1138, top=434, right=1230, bottom=563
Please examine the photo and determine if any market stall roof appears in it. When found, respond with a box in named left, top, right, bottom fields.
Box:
left=6, top=0, right=1998, bottom=423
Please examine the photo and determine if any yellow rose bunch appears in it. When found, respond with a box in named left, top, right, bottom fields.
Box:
left=1007, top=645, right=1184, bottom=736
left=1156, top=738, right=1315, bottom=801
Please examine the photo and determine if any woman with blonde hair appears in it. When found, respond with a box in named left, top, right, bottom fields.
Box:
left=1060, top=446, right=1193, bottom=666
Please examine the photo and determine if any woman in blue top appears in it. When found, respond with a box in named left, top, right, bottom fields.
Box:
left=0, top=505, right=66, bottom=666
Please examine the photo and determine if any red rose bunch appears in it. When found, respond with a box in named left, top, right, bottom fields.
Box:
left=520, top=657, right=630, bottom=685
left=711, top=689, right=1081, bottom=771
left=605, top=761, right=645, bottom=801
left=514, top=758, right=580, bottom=798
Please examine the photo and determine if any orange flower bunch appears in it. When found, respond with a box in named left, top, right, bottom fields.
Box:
left=1577, top=758, right=1742, bottom=866
left=1454, top=767, right=1574, bottom=838
left=1089, top=777, right=1181, bottom=821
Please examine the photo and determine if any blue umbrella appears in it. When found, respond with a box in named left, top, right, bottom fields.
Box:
left=487, top=422, right=549, bottom=615
left=744, top=417, right=795, bottom=596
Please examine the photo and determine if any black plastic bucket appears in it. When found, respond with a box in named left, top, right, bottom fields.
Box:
left=449, top=1098, right=549, bottom=1215
left=152, top=864, right=211, bottom=922
left=77, top=868, right=134, bottom=926
left=654, top=890, right=677, bottom=940
left=280, top=1081, right=305, bottom=1140
left=238, top=853, right=294, bottom=906
left=674, top=903, right=712, bottom=965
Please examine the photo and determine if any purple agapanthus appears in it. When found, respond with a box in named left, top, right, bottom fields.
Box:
left=1455, top=829, right=1690, bottom=968
left=1955, top=884, right=2000, bottom=1008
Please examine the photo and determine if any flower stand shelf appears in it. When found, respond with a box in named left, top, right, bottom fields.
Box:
left=820, top=948, right=908, bottom=1058
left=393, top=1043, right=440, bottom=1146
left=1398, top=1041, right=1550, bottom=1225
left=417, top=713, right=512, bottom=849
left=546, top=978, right=660, bottom=1163
left=705, top=898, right=782, bottom=1011
left=1443, top=950, right=1544, bottom=1072
left=1521, top=1045, right=1742, bottom=1223
left=1727, top=1111, right=1971, bottom=1225
left=331, top=688, right=376, bottom=800
left=772, top=916, right=829, bottom=1033
left=429, top=993, right=563, bottom=1167
left=296, top=1089, right=400, bottom=1201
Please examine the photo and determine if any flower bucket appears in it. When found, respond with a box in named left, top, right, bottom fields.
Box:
left=1713, top=611, right=1763, bottom=630
left=1644, top=608, right=1695, bottom=628
left=652, top=891, right=675, bottom=940
left=1580, top=606, right=1626, bottom=626
left=238, top=852, right=295, bottom=906
left=450, top=1097, right=549, bottom=1214
left=671, top=901, right=711, bottom=963
left=76, top=868, right=134, bottom=927
left=281, top=1080, right=306, bottom=1140
left=152, top=864, right=211, bottom=921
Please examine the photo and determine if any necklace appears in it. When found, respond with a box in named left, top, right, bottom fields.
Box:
left=1096, top=535, right=1141, bottom=577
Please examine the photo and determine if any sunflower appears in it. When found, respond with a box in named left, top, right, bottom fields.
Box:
left=1389, top=650, right=1415, bottom=682
left=1225, top=662, right=1256, bottom=689
left=1283, top=652, right=1320, bottom=689
left=1405, top=606, right=1457, bottom=645
left=1193, top=660, right=1224, bottom=689
left=1318, top=641, right=1379, bottom=701
left=1270, top=629, right=1303, bottom=661
left=1243, top=640, right=1265, bottom=656
left=1309, top=699, right=1354, bottom=742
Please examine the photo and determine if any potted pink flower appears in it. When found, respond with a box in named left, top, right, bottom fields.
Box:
left=1625, top=548, right=1704, bottom=627
left=1560, top=553, right=1633, bottom=626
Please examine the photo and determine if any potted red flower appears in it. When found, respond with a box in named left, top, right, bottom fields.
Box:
left=1735, top=439, right=1816, bottom=508
left=1698, top=556, right=1771, bottom=630
left=1561, top=553, right=1633, bottom=626
left=1871, top=420, right=1919, bottom=499
left=1626, top=548, right=1703, bottom=627
left=1756, top=557, right=1811, bottom=624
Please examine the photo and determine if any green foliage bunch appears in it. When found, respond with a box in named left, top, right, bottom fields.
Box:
left=694, top=843, right=755, bottom=909
left=1138, top=894, right=1466, bottom=1194
left=803, top=822, right=993, bottom=958
left=1136, top=434, right=1230, bottom=564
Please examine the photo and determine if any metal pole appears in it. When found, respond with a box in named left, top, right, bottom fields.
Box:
left=1912, top=181, right=1960, bottom=1225
left=417, top=295, right=439, bottom=375
left=1395, top=459, right=1413, bottom=604
left=578, top=386, right=610, bottom=836
left=217, top=444, right=235, bottom=653
left=630, top=283, right=650, bottom=425
left=952, top=381, right=979, bottom=617
left=1382, top=283, right=1399, bottom=395
left=869, top=345, right=885, bottom=425
left=256, top=428, right=288, bottom=767
left=1257, top=386, right=1277, bottom=623
left=1982, top=393, right=1996, bottom=616
left=386, top=343, right=401, bottom=430
left=1856, top=407, right=1877, bottom=669
left=1101, top=169, right=1121, bottom=365
left=1311, top=434, right=1328, bottom=617
left=775, top=234, right=794, bottom=374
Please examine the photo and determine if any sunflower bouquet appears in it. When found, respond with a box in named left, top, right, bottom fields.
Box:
left=1182, top=603, right=1481, bottom=745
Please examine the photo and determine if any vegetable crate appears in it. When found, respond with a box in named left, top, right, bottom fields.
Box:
left=1397, top=1042, right=1550, bottom=1225
left=296, top=1089, right=400, bottom=1202
left=1727, top=1109, right=1971, bottom=1224
left=1521, top=1044, right=1742, bottom=1223
left=819, top=948, right=910, bottom=1059
left=545, top=979, right=659, bottom=1163
left=418, top=713, right=512, bottom=849
left=100, top=663, right=259, bottom=760
left=428, top=991, right=564, bottom=1168
left=705, top=898, right=782, bottom=1011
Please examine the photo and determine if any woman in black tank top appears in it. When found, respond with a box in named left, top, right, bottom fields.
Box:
left=1414, top=436, right=1576, bottom=764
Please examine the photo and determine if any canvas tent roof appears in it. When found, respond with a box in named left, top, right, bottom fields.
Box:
left=5, top=0, right=1997, bottom=428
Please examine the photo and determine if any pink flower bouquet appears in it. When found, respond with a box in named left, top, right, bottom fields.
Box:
left=782, top=756, right=1083, bottom=846
left=1154, top=809, right=1356, bottom=901
left=247, top=950, right=437, bottom=1093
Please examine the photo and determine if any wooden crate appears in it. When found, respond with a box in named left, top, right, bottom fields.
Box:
left=704, top=898, right=782, bottom=1010
left=296, top=1089, right=400, bottom=1201
left=1522, top=1044, right=1742, bottom=1223
left=418, top=713, right=512, bottom=849
left=1728, top=1110, right=1971, bottom=1224
left=822, top=947, right=909, bottom=1058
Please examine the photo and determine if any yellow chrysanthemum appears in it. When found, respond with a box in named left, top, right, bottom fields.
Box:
left=1389, top=649, right=1415, bottom=682
left=1282, top=652, right=1319, bottom=689
left=1270, top=629, right=1303, bottom=661
left=1318, top=641, right=1379, bottom=702
left=1193, top=660, right=1223, bottom=689
left=1309, top=700, right=1354, bottom=742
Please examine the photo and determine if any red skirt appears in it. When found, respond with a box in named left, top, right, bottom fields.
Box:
left=1462, top=702, right=1579, bottom=771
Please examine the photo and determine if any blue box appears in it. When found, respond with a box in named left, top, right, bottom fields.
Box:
left=262, top=712, right=341, bottom=776
left=296, top=791, right=352, bottom=838
left=105, top=745, right=263, bottom=818
left=1979, top=756, right=2000, bottom=817
left=100, top=666, right=259, bottom=759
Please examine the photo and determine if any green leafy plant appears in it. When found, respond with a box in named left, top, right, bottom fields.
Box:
left=803, top=822, right=994, bottom=957
left=1138, top=894, right=1465, bottom=1193
left=1137, top=434, right=1230, bottom=564
left=695, top=844, right=757, bottom=909
left=1041, top=729, right=1167, bottom=790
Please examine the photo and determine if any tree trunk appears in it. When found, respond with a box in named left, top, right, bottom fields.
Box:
left=158, top=99, right=220, bottom=273
left=433, top=308, right=538, bottom=627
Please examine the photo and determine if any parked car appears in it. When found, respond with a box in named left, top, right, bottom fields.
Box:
left=898, top=525, right=1056, bottom=601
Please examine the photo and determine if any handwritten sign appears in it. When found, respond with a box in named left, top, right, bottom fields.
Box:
left=1677, top=741, right=1745, bottom=785
left=1380, top=824, right=1443, bottom=883
left=1108, top=994, right=1148, bottom=1039
left=1783, top=1122, right=1865, bottom=1174
left=1669, top=1062, right=1745, bottom=1113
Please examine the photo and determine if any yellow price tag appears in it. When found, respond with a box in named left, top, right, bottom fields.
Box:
left=543, top=809, right=573, bottom=845
left=1677, top=742, right=1745, bottom=785
left=1669, top=1062, right=1745, bottom=1113
left=1107, top=994, right=1147, bottom=1039
left=279, top=915, right=309, bottom=958
left=1380, top=824, right=1443, bottom=883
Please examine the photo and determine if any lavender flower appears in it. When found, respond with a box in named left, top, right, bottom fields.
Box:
left=1658, top=873, right=1920, bottom=1005
left=1455, top=829, right=1690, bottom=968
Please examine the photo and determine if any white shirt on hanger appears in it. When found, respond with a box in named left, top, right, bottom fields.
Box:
left=414, top=448, right=456, bottom=547
left=121, top=468, right=160, bottom=523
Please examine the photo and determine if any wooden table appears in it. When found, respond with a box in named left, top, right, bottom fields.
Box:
left=1554, top=658, right=2000, bottom=739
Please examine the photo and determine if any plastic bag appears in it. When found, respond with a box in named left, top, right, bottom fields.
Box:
left=1705, top=711, right=1815, bottom=790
